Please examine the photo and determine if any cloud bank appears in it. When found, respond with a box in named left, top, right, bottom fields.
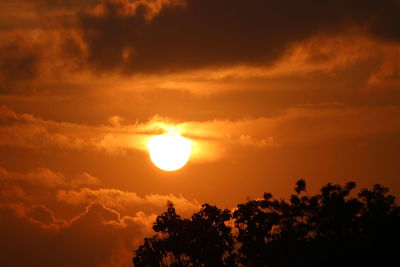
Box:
left=0, top=165, right=200, bottom=267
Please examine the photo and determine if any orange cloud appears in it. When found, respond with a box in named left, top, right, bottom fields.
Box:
left=0, top=167, right=100, bottom=189
left=0, top=164, right=199, bottom=216
left=2, top=105, right=400, bottom=163
left=57, top=187, right=199, bottom=217
left=0, top=164, right=201, bottom=266
left=1, top=0, right=399, bottom=98
left=27, top=205, right=68, bottom=229
left=0, top=201, right=154, bottom=267
left=367, top=45, right=400, bottom=90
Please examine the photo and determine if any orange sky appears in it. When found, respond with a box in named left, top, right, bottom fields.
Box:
left=1, top=0, right=400, bottom=266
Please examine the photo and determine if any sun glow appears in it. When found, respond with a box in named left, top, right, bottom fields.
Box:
left=147, top=133, right=192, bottom=171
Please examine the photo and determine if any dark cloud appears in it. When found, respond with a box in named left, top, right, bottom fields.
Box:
left=27, top=205, right=68, bottom=227
left=0, top=163, right=199, bottom=266
left=32, top=0, right=100, bottom=11
left=0, top=41, right=40, bottom=83
left=0, top=202, right=151, bottom=267
left=79, top=0, right=400, bottom=73
left=1, top=0, right=399, bottom=86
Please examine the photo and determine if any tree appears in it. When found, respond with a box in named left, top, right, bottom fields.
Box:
left=133, top=203, right=233, bottom=266
left=133, top=180, right=400, bottom=266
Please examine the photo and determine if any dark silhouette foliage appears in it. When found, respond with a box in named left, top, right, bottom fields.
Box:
left=133, top=180, right=400, bottom=266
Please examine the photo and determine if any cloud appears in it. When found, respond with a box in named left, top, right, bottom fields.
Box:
left=0, top=163, right=201, bottom=217
left=367, top=46, right=400, bottom=90
left=0, top=105, right=94, bottom=151
left=0, top=166, right=102, bottom=208
left=33, top=0, right=100, bottom=11
left=27, top=205, right=67, bottom=228
left=57, top=187, right=199, bottom=216
left=0, top=201, right=154, bottom=267
left=0, top=182, right=28, bottom=202
left=77, top=0, right=400, bottom=74
left=0, top=39, right=39, bottom=84
left=3, top=0, right=399, bottom=87
left=0, top=106, right=272, bottom=161
left=0, top=163, right=200, bottom=266
left=0, top=164, right=199, bottom=216
left=0, top=167, right=100, bottom=189
left=1, top=1, right=399, bottom=98
left=0, top=164, right=201, bottom=266
left=1, top=105, right=400, bottom=162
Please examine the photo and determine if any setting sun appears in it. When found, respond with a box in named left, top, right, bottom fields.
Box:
left=2, top=0, right=400, bottom=266
left=147, top=134, right=192, bottom=171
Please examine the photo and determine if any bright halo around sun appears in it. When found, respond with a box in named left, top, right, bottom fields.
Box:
left=147, top=133, right=192, bottom=171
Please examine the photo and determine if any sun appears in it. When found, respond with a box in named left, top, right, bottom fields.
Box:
left=147, top=133, right=192, bottom=171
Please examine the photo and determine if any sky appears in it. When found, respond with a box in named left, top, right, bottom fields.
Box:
left=1, top=0, right=400, bottom=266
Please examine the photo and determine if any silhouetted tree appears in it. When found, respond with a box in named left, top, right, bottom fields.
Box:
left=134, top=203, right=233, bottom=266
left=133, top=180, right=400, bottom=266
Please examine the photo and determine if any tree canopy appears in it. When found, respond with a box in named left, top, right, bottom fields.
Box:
left=133, top=180, right=400, bottom=266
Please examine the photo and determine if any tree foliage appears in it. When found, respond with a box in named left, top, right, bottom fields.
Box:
left=133, top=180, right=400, bottom=266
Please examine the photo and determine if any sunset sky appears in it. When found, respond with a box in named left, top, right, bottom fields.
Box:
left=1, top=0, right=400, bottom=266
